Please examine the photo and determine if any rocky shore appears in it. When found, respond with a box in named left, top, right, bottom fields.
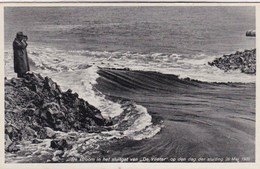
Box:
left=5, top=73, right=112, bottom=154
left=208, top=49, right=256, bottom=75
left=246, top=30, right=256, bottom=37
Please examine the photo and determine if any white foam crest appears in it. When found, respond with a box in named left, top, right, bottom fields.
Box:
left=5, top=44, right=256, bottom=83
left=80, top=66, right=123, bottom=118
left=122, top=104, right=161, bottom=140
left=68, top=49, right=255, bottom=83
left=101, top=103, right=162, bottom=141
left=132, top=124, right=162, bottom=141
left=97, top=61, right=255, bottom=83
left=123, top=105, right=152, bottom=136
left=42, top=66, right=123, bottom=119
left=5, top=45, right=253, bottom=143
left=12, top=46, right=93, bottom=73
left=5, top=45, right=124, bottom=118
left=53, top=103, right=162, bottom=143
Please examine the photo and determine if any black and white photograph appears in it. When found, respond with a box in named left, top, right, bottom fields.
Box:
left=2, top=2, right=258, bottom=166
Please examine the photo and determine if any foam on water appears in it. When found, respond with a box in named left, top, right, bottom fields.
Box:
left=6, top=47, right=255, bottom=83
left=4, top=45, right=254, bottom=140
left=123, top=105, right=152, bottom=136
left=4, top=44, right=254, bottom=162
left=123, top=104, right=162, bottom=141
left=4, top=45, right=161, bottom=142
left=4, top=44, right=255, bottom=144
left=101, top=102, right=162, bottom=141
left=67, top=48, right=255, bottom=83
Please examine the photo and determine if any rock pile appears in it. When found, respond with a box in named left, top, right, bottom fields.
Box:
left=5, top=73, right=112, bottom=152
left=208, top=49, right=256, bottom=75
left=246, top=30, right=256, bottom=37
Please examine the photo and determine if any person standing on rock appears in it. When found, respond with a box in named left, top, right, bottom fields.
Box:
left=13, top=32, right=30, bottom=78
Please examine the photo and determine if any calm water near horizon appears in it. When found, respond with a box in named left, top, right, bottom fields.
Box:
left=5, top=7, right=255, bottom=55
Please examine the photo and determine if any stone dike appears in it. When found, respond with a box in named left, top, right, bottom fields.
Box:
left=208, top=49, right=256, bottom=75
left=5, top=73, right=112, bottom=153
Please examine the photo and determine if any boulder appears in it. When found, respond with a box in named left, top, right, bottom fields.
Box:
left=105, top=117, right=113, bottom=126
left=7, top=142, right=20, bottom=152
left=5, top=134, right=12, bottom=151
left=53, top=150, right=64, bottom=157
left=42, top=102, right=61, bottom=115
left=246, top=30, right=256, bottom=37
left=50, top=139, right=71, bottom=150
left=5, top=124, right=21, bottom=142
left=32, top=139, right=43, bottom=144
left=45, top=127, right=56, bottom=138
left=21, top=126, right=37, bottom=140
left=92, top=113, right=106, bottom=125
left=52, top=156, right=61, bottom=162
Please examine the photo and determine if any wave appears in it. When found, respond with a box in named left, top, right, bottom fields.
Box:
left=89, top=67, right=255, bottom=161
left=5, top=46, right=162, bottom=142
left=66, top=48, right=256, bottom=83
left=5, top=45, right=256, bottom=83
left=4, top=45, right=255, bottom=141
left=96, top=68, right=228, bottom=93
left=4, top=45, right=255, bottom=162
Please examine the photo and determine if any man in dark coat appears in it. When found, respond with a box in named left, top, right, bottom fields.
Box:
left=13, top=32, right=30, bottom=78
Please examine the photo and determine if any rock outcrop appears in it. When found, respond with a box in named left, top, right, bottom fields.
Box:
left=208, top=49, right=256, bottom=75
left=5, top=72, right=112, bottom=152
left=246, top=30, right=256, bottom=37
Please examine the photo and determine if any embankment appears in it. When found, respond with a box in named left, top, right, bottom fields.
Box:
left=5, top=72, right=112, bottom=154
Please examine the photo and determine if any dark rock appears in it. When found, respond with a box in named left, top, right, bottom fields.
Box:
left=23, top=108, right=36, bottom=116
left=105, top=117, right=113, bottom=126
left=10, top=78, right=24, bottom=87
left=246, top=30, right=256, bottom=37
left=66, top=89, right=72, bottom=93
left=21, top=126, right=37, bottom=140
left=7, top=142, right=20, bottom=152
left=31, top=84, right=38, bottom=92
left=44, top=127, right=56, bottom=138
left=38, top=128, right=49, bottom=139
left=92, top=113, right=106, bottom=125
left=5, top=125, right=13, bottom=134
left=5, top=134, right=12, bottom=151
left=5, top=124, right=21, bottom=142
left=66, top=133, right=79, bottom=142
left=208, top=49, right=256, bottom=75
left=50, top=139, right=71, bottom=150
left=32, top=139, right=43, bottom=144
left=5, top=72, right=113, bottom=153
left=26, top=103, right=36, bottom=109
left=42, top=102, right=61, bottom=115
left=53, top=150, right=64, bottom=157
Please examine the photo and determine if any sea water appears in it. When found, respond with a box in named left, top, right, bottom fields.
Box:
left=4, top=6, right=256, bottom=162
left=4, top=7, right=255, bottom=82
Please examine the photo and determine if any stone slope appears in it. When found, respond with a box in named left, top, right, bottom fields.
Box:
left=5, top=72, right=112, bottom=152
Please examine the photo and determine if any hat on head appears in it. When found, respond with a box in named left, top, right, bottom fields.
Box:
left=16, top=32, right=24, bottom=37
